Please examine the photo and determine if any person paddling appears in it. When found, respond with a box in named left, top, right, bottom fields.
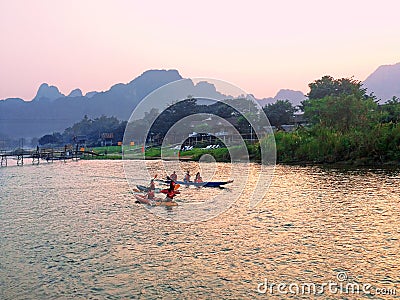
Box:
left=146, top=179, right=156, bottom=199
left=194, top=172, right=203, bottom=183
left=161, top=180, right=180, bottom=201
left=183, top=171, right=191, bottom=183
left=146, top=189, right=155, bottom=200
left=149, top=179, right=155, bottom=191
left=169, top=171, right=178, bottom=182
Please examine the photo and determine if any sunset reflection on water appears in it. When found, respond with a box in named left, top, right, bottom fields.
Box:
left=0, top=160, right=399, bottom=298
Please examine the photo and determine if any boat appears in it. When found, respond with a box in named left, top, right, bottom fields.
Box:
left=134, top=194, right=178, bottom=207
left=136, top=185, right=162, bottom=193
left=164, top=180, right=233, bottom=188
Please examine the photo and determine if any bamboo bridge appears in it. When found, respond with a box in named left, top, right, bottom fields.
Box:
left=0, top=147, right=100, bottom=167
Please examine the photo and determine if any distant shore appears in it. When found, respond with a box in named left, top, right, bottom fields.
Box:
left=83, top=145, right=400, bottom=167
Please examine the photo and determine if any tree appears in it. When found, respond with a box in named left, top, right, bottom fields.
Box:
left=302, top=76, right=377, bottom=132
left=263, top=100, right=296, bottom=127
left=62, top=115, right=126, bottom=145
left=39, top=115, right=128, bottom=146
left=38, top=133, right=62, bottom=145
left=150, top=98, right=199, bottom=137
left=30, top=137, right=39, bottom=147
left=307, top=76, right=367, bottom=100
left=307, top=94, right=377, bottom=131
left=379, top=96, right=400, bottom=123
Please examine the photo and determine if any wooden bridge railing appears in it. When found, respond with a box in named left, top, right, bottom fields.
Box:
left=0, top=147, right=101, bottom=167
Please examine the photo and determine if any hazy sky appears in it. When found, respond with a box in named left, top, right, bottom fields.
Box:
left=1, top=0, right=399, bottom=100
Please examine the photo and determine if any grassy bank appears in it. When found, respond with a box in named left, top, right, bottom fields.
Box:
left=83, top=130, right=400, bottom=167
left=86, top=145, right=243, bottom=162
left=92, top=145, right=124, bottom=154
left=273, top=124, right=400, bottom=166
left=79, top=145, right=124, bottom=160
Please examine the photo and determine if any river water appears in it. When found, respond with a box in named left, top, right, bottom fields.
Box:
left=0, top=160, right=399, bottom=299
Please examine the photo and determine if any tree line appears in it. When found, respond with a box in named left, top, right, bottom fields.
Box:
left=38, top=115, right=127, bottom=147
left=272, top=76, right=400, bottom=165
left=35, top=75, right=400, bottom=165
left=127, top=97, right=262, bottom=144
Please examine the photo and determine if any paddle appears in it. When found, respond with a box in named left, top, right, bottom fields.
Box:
left=149, top=174, right=157, bottom=185
left=155, top=175, right=170, bottom=184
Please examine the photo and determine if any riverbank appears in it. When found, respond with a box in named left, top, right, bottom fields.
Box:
left=84, top=144, right=400, bottom=167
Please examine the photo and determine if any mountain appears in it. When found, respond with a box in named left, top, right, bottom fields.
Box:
left=0, top=70, right=305, bottom=141
left=363, top=62, right=400, bottom=102
left=257, top=89, right=305, bottom=107
left=33, top=83, right=65, bottom=102
left=0, top=69, right=183, bottom=139
left=4, top=62, right=397, bottom=142
left=68, top=89, right=83, bottom=97
left=0, top=70, right=232, bottom=140
left=85, top=91, right=98, bottom=98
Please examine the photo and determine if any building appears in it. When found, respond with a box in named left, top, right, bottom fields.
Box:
left=101, top=133, right=114, bottom=146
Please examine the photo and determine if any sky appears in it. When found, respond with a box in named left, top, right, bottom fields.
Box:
left=1, top=0, right=399, bottom=100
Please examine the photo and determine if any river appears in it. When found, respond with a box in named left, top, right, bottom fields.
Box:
left=0, top=160, right=399, bottom=299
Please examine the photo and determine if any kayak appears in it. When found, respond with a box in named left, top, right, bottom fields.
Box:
left=137, top=183, right=181, bottom=192
left=168, top=180, right=233, bottom=188
left=134, top=194, right=178, bottom=207
left=136, top=185, right=162, bottom=193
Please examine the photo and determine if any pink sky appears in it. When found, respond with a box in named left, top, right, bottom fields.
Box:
left=1, top=0, right=399, bottom=100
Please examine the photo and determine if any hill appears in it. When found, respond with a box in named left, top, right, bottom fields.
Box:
left=257, top=89, right=305, bottom=107
left=0, top=70, right=183, bottom=138
left=363, top=62, right=400, bottom=102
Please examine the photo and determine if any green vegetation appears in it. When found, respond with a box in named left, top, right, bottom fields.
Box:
left=180, top=147, right=231, bottom=162
left=142, top=144, right=259, bottom=163
left=273, top=123, right=400, bottom=165
left=263, top=99, right=297, bottom=127
left=126, top=97, right=260, bottom=145
left=36, top=76, right=400, bottom=166
left=271, top=76, right=400, bottom=165
left=92, top=145, right=123, bottom=154
left=81, top=154, right=122, bottom=160
left=145, top=147, right=161, bottom=158
left=83, top=145, right=123, bottom=159
left=38, top=115, right=127, bottom=147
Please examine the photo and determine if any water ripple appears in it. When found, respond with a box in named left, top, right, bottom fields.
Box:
left=0, top=161, right=399, bottom=298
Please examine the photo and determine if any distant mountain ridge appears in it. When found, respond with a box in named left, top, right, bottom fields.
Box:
left=68, top=89, right=83, bottom=98
left=257, top=89, right=306, bottom=107
left=0, top=69, right=183, bottom=138
left=1, top=63, right=399, bottom=140
left=363, top=62, right=400, bottom=102
left=2, top=69, right=304, bottom=140
left=33, top=83, right=65, bottom=102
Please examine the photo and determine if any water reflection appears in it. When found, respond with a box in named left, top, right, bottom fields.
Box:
left=0, top=161, right=399, bottom=298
